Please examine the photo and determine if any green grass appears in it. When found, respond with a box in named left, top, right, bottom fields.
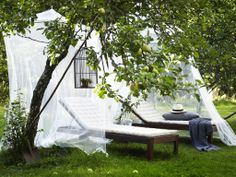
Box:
left=214, top=100, right=236, bottom=118
left=1, top=142, right=236, bottom=177
left=0, top=101, right=235, bottom=177
left=214, top=100, right=236, bottom=131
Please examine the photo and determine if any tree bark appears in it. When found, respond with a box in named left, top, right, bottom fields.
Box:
left=25, top=59, right=56, bottom=147
left=24, top=27, right=91, bottom=150
left=25, top=48, right=69, bottom=148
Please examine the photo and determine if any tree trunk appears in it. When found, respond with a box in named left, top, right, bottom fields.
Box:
left=25, top=59, right=56, bottom=148
left=25, top=47, right=69, bottom=148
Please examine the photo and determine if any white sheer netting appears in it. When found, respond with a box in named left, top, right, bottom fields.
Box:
left=4, top=9, right=118, bottom=154
left=191, top=66, right=236, bottom=145
left=131, top=63, right=236, bottom=146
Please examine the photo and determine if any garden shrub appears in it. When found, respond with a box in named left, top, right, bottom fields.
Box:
left=1, top=93, right=28, bottom=160
left=0, top=34, right=9, bottom=104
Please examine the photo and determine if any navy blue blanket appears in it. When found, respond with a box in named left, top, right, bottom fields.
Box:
left=189, top=118, right=220, bottom=151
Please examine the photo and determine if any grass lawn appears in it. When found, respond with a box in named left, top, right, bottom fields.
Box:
left=0, top=101, right=235, bottom=177
left=214, top=100, right=236, bottom=131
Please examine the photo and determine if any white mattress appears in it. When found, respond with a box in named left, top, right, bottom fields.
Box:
left=99, top=124, right=178, bottom=137
left=59, top=97, right=178, bottom=138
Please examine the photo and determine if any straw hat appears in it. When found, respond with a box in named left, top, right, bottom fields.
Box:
left=171, top=104, right=186, bottom=114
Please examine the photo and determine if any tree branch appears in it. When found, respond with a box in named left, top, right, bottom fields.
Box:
left=17, top=34, right=49, bottom=44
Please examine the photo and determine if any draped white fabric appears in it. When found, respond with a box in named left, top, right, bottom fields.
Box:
left=140, top=63, right=236, bottom=146
left=191, top=66, right=236, bottom=145
left=4, top=9, right=115, bottom=154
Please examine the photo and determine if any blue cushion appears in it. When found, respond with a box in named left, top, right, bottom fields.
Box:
left=162, top=112, right=200, bottom=121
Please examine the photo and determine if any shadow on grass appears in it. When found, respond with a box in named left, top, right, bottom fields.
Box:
left=0, top=146, right=107, bottom=170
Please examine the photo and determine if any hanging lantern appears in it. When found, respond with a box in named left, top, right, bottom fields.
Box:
left=74, top=47, right=98, bottom=88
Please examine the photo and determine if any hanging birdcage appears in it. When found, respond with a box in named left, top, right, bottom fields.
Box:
left=74, top=47, right=98, bottom=88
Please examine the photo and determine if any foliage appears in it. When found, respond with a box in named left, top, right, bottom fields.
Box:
left=80, top=78, right=92, bottom=88
left=0, top=104, right=5, bottom=136
left=194, top=1, right=236, bottom=98
left=162, top=0, right=236, bottom=98
left=1, top=94, right=28, bottom=154
left=0, top=34, right=8, bottom=104
left=0, top=1, right=216, bottom=99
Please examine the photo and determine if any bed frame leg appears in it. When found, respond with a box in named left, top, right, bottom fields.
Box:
left=173, top=136, right=179, bottom=154
left=147, top=140, right=154, bottom=160
left=208, top=132, right=213, bottom=144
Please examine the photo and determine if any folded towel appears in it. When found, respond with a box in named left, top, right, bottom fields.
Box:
left=189, top=118, right=220, bottom=151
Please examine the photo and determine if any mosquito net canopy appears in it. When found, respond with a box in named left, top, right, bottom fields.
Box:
left=4, top=9, right=122, bottom=154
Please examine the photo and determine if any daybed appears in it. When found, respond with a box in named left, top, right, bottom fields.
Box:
left=58, top=97, right=179, bottom=160
left=131, top=101, right=216, bottom=143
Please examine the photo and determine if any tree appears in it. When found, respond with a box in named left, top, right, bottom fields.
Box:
left=0, top=0, right=235, bottom=154
left=195, top=1, right=236, bottom=98
left=0, top=34, right=8, bottom=103
left=156, top=0, right=236, bottom=97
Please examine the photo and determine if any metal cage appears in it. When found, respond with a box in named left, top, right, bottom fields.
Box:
left=74, top=47, right=98, bottom=88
